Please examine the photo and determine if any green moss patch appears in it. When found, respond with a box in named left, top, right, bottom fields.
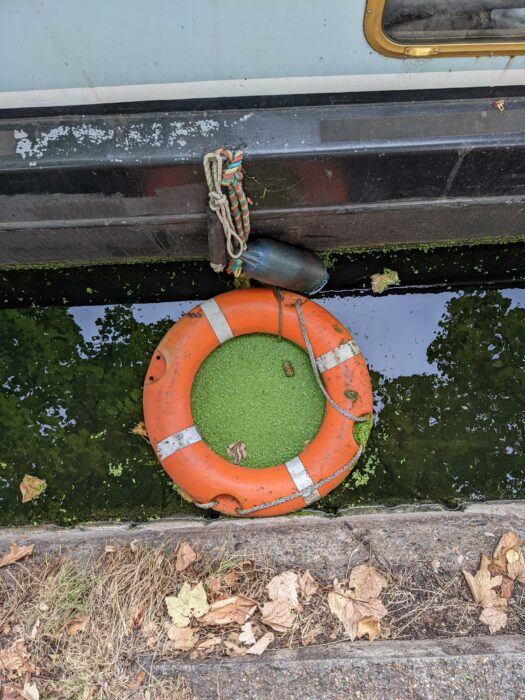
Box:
left=191, top=334, right=325, bottom=468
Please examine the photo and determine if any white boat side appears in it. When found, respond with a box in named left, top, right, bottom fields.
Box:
left=1, top=0, right=525, bottom=109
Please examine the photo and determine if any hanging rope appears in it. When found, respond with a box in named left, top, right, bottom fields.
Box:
left=295, top=299, right=367, bottom=423
left=203, top=148, right=251, bottom=274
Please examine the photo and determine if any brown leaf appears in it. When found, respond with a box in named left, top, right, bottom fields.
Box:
left=175, top=542, right=197, bottom=572
left=239, top=622, right=256, bottom=646
left=298, top=571, right=318, bottom=600
left=19, top=476, right=46, bottom=503
left=197, top=595, right=256, bottom=626
left=508, top=549, right=525, bottom=583
left=167, top=626, right=197, bottom=650
left=246, top=632, right=274, bottom=655
left=223, top=570, right=242, bottom=587
left=131, top=421, right=149, bottom=442
left=341, top=599, right=362, bottom=640
left=479, top=553, right=491, bottom=572
left=353, top=597, right=389, bottom=622
left=206, top=575, right=222, bottom=598
left=0, top=640, right=31, bottom=675
left=492, top=531, right=520, bottom=571
left=462, top=568, right=505, bottom=609
left=224, top=640, right=245, bottom=656
left=0, top=543, right=34, bottom=568
left=127, top=670, right=146, bottom=692
left=500, top=576, right=515, bottom=600
left=328, top=581, right=387, bottom=641
left=327, top=589, right=348, bottom=624
left=132, top=604, right=144, bottom=630
left=194, top=635, right=222, bottom=654
left=348, top=565, right=387, bottom=601
left=357, top=617, right=380, bottom=641
left=67, top=612, right=87, bottom=636
left=480, top=607, right=507, bottom=634
left=2, top=686, right=22, bottom=700
left=267, top=571, right=299, bottom=607
left=226, top=442, right=247, bottom=465
left=260, top=598, right=295, bottom=632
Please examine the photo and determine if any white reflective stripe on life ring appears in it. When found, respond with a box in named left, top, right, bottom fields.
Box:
left=316, top=339, right=361, bottom=373
left=200, top=298, right=234, bottom=344
left=157, top=425, right=202, bottom=460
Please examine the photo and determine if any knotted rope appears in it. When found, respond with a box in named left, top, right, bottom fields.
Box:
left=203, top=148, right=251, bottom=274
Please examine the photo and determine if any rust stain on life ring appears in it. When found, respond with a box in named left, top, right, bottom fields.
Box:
left=143, top=288, right=373, bottom=517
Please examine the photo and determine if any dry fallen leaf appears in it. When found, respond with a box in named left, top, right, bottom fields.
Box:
left=197, top=595, right=256, bottom=626
left=261, top=598, right=296, bottom=632
left=246, top=632, right=274, bottom=655
left=329, top=581, right=387, bottom=641
left=298, top=571, right=318, bottom=600
left=500, top=576, right=515, bottom=600
left=508, top=549, right=525, bottom=583
left=0, top=543, right=34, bottom=568
left=239, top=622, right=256, bottom=646
left=328, top=588, right=348, bottom=623
left=19, top=475, right=47, bottom=504
left=206, top=575, right=222, bottom=598
left=131, top=421, right=150, bottom=442
left=127, top=670, right=146, bottom=692
left=2, top=686, right=22, bottom=700
left=357, top=617, right=380, bottom=641
left=67, top=612, right=88, bottom=637
left=480, top=607, right=507, bottom=634
left=167, top=626, right=197, bottom=650
left=132, top=604, right=144, bottom=630
left=491, top=531, right=520, bottom=574
left=227, top=441, right=247, bottom=464
left=175, top=542, right=197, bottom=572
left=194, top=636, right=222, bottom=653
left=0, top=640, right=31, bottom=675
left=267, top=571, right=299, bottom=607
left=341, top=599, right=363, bottom=641
left=223, top=569, right=243, bottom=587
left=165, top=582, right=210, bottom=628
left=224, top=640, right=246, bottom=656
left=348, top=565, right=387, bottom=601
left=462, top=568, right=506, bottom=610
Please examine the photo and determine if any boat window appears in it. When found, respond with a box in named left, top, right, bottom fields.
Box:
left=365, top=0, right=525, bottom=56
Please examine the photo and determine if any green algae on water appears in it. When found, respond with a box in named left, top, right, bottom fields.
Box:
left=191, top=334, right=325, bottom=469
left=353, top=416, right=374, bottom=447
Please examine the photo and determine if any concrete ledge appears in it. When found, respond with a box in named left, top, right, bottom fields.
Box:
left=149, top=635, right=525, bottom=699
left=1, top=502, right=524, bottom=578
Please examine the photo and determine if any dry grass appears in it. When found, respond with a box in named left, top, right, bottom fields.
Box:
left=1, top=542, right=524, bottom=699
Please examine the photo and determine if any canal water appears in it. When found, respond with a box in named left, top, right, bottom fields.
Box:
left=1, top=276, right=524, bottom=525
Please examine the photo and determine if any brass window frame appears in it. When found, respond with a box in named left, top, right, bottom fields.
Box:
left=364, top=0, right=525, bottom=57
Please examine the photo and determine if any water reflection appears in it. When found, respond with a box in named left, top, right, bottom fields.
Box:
left=0, top=287, right=523, bottom=524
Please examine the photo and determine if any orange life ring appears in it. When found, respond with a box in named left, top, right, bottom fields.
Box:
left=143, top=288, right=373, bottom=517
